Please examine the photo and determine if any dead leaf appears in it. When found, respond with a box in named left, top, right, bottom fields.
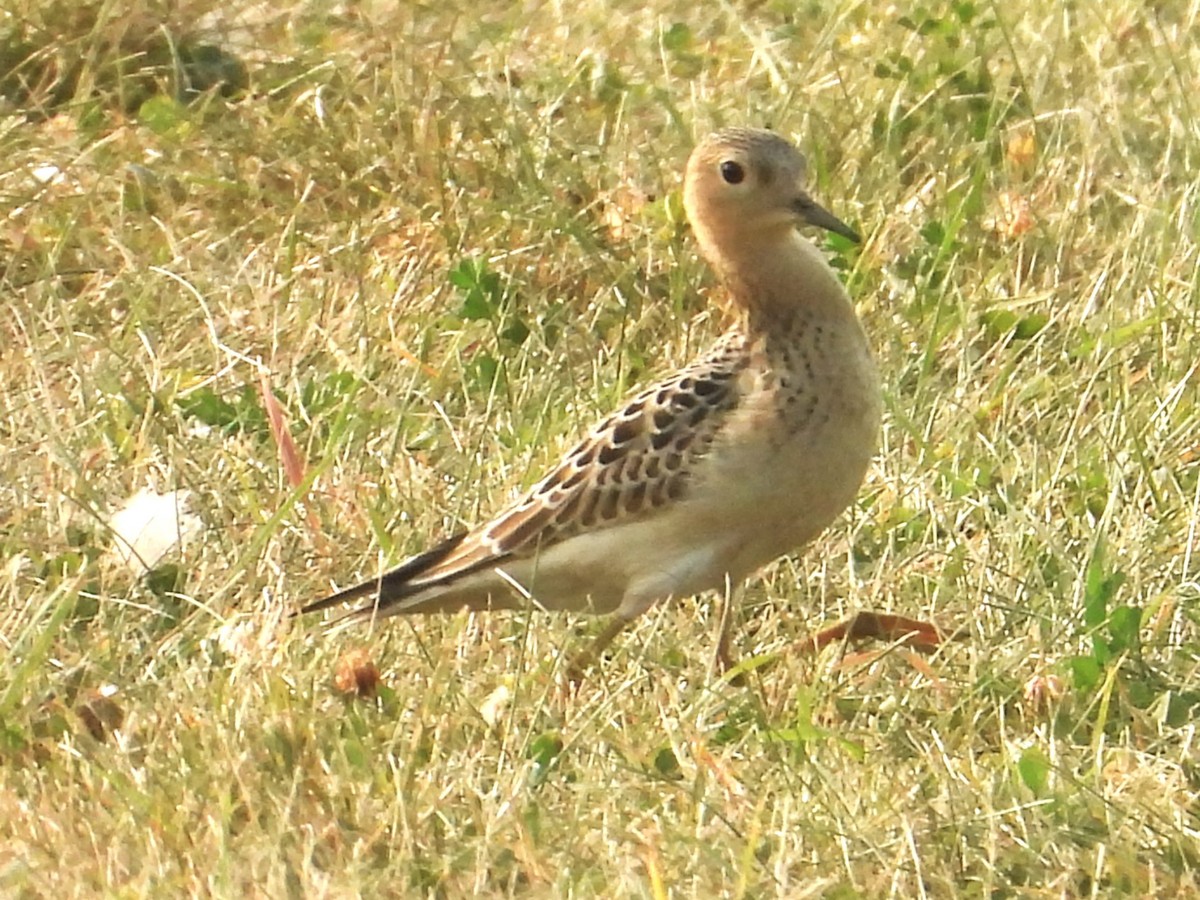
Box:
left=479, top=682, right=512, bottom=727
left=984, top=190, right=1035, bottom=239
left=334, top=648, right=382, bottom=698
left=1006, top=129, right=1037, bottom=172
left=599, top=184, right=649, bottom=242
left=690, top=739, right=744, bottom=801
left=259, top=370, right=329, bottom=549
left=1022, top=673, right=1065, bottom=711
left=76, top=685, right=124, bottom=741
left=259, top=371, right=304, bottom=489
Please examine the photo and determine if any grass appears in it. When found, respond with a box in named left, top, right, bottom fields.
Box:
left=2, top=0, right=1199, bottom=895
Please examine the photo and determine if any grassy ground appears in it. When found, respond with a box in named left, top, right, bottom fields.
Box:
left=2, top=0, right=1199, bottom=895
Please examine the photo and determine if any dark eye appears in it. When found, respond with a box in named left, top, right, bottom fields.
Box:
left=719, top=160, right=745, bottom=184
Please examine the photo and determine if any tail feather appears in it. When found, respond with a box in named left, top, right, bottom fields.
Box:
left=299, top=578, right=377, bottom=616
left=301, top=531, right=472, bottom=616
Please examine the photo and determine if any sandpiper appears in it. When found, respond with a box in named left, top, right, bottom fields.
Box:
left=304, top=128, right=941, bottom=680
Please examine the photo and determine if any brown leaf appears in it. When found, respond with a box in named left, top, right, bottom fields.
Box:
left=258, top=370, right=330, bottom=550
left=1022, top=674, right=1065, bottom=712
left=599, top=184, right=649, bottom=242
left=259, top=371, right=305, bottom=489
left=334, top=648, right=382, bottom=698
left=690, top=739, right=744, bottom=800
left=984, top=190, right=1035, bottom=239
left=1006, top=129, right=1037, bottom=172
left=76, top=688, right=125, bottom=741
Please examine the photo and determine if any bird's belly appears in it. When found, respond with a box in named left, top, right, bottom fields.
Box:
left=494, top=518, right=730, bottom=614
left=694, top=391, right=880, bottom=578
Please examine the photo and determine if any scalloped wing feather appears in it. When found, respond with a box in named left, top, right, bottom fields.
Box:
left=310, top=334, right=750, bottom=617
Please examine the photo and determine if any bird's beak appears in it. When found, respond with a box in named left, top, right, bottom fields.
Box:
left=793, top=193, right=861, bottom=244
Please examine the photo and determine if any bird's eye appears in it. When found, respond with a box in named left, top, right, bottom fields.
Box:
left=719, top=160, right=745, bottom=185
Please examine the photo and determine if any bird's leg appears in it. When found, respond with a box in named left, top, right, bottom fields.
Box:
left=711, top=578, right=745, bottom=683
left=564, top=612, right=638, bottom=688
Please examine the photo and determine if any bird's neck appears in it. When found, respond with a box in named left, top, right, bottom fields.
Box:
left=703, top=229, right=857, bottom=333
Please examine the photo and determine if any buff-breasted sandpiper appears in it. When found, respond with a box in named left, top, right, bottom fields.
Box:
left=304, top=127, right=942, bottom=680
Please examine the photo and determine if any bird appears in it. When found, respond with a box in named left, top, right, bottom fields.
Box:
left=303, top=127, right=943, bottom=681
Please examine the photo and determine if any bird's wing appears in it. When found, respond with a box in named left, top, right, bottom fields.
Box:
left=303, top=334, right=749, bottom=618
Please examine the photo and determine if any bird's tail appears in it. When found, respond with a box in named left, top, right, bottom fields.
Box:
left=300, top=531, right=472, bottom=618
